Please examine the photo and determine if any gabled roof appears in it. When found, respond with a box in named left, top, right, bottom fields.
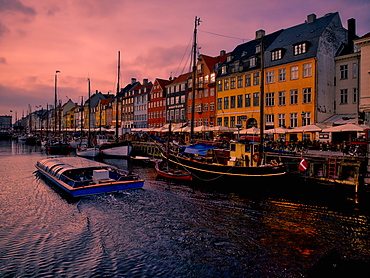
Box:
left=168, top=72, right=192, bottom=86
left=200, top=54, right=229, bottom=72
left=265, top=12, right=344, bottom=67
left=155, top=78, right=171, bottom=89
left=216, top=29, right=282, bottom=76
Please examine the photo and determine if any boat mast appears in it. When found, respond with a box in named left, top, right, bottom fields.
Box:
left=259, top=35, right=265, bottom=160
left=116, top=51, right=120, bottom=143
left=88, top=78, right=91, bottom=146
left=80, top=96, right=83, bottom=137
left=190, top=16, right=201, bottom=140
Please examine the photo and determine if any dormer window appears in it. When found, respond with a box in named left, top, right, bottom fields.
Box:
left=294, top=42, right=307, bottom=55
left=221, top=65, right=227, bottom=75
left=255, top=45, right=261, bottom=53
left=271, top=49, right=283, bottom=61
left=250, top=57, right=257, bottom=67
left=227, top=55, right=233, bottom=62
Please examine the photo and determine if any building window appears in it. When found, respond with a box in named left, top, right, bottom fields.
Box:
left=278, top=113, right=285, bottom=127
left=278, top=91, right=286, bottom=106
left=266, top=71, right=275, bottom=84
left=340, top=89, right=348, bottom=104
left=245, top=94, right=251, bottom=107
left=245, top=74, right=251, bottom=87
left=230, top=77, right=236, bottom=89
left=303, top=62, right=312, bottom=78
left=253, top=92, right=259, bottom=107
left=302, top=112, right=311, bottom=126
left=303, top=87, right=311, bottom=104
left=217, top=80, right=222, bottom=92
left=340, top=65, right=348, bottom=79
left=217, top=98, right=222, bottom=110
left=210, top=73, right=216, bottom=83
left=210, top=102, right=215, bottom=111
left=217, top=117, right=222, bottom=126
left=224, top=79, right=229, bottom=90
left=278, top=68, right=286, bottom=82
left=237, top=95, right=243, bottom=108
left=294, top=43, right=307, bottom=55
left=237, top=76, right=243, bottom=88
left=265, top=92, right=275, bottom=106
left=224, top=97, right=229, bottom=109
left=290, top=89, right=298, bottom=105
left=353, top=63, right=358, bottom=78
left=230, top=96, right=236, bottom=109
left=250, top=57, right=257, bottom=67
left=230, top=116, right=235, bottom=127
left=353, top=88, right=358, bottom=103
left=271, top=49, right=282, bottom=61
left=223, top=117, right=229, bottom=127
left=253, top=72, right=260, bottom=86
left=221, top=65, right=227, bottom=75
left=290, top=113, right=298, bottom=128
left=290, top=66, right=298, bottom=80
left=266, top=114, right=274, bottom=126
left=203, top=103, right=208, bottom=112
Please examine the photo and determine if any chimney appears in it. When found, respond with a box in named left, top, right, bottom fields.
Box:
left=348, top=18, right=356, bottom=52
left=307, top=14, right=316, bottom=23
left=255, top=29, right=265, bottom=39
left=220, top=50, right=226, bottom=56
left=143, top=79, right=148, bottom=85
left=131, top=78, right=137, bottom=84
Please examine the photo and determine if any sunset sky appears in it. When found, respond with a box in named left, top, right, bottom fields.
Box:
left=1, top=0, right=369, bottom=120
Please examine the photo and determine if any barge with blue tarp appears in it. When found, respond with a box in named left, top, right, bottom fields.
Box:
left=35, top=156, right=144, bottom=197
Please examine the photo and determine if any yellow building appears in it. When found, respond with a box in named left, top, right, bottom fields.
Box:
left=216, top=13, right=348, bottom=142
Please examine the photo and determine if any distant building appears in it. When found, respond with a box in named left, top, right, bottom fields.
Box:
left=0, top=115, right=12, bottom=129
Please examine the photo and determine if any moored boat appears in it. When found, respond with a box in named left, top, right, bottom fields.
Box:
left=76, top=146, right=100, bottom=158
left=167, top=141, right=286, bottom=182
left=155, top=160, right=192, bottom=181
left=100, top=142, right=132, bottom=157
left=35, top=156, right=144, bottom=197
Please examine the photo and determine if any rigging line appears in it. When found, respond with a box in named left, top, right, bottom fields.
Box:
left=199, top=29, right=250, bottom=42
left=174, top=34, right=193, bottom=77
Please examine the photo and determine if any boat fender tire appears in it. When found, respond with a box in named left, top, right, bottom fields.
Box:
left=253, top=153, right=259, bottom=162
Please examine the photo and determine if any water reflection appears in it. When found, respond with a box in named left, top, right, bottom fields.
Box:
left=0, top=140, right=369, bottom=277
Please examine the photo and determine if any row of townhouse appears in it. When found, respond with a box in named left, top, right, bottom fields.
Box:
left=21, top=12, right=369, bottom=140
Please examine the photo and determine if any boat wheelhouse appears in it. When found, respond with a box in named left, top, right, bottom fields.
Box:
left=35, top=156, right=144, bottom=197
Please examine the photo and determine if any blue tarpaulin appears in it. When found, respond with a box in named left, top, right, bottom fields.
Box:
left=184, top=144, right=217, bottom=156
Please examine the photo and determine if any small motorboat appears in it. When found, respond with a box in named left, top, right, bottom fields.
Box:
left=35, top=156, right=144, bottom=197
left=76, top=146, right=100, bottom=158
left=155, top=160, right=192, bottom=181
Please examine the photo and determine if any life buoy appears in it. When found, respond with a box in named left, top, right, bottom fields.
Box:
left=253, top=153, right=259, bottom=162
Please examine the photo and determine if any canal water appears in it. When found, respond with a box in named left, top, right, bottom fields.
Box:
left=0, top=139, right=369, bottom=277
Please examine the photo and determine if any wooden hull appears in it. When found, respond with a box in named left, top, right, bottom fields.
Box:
left=76, top=147, right=100, bottom=158
left=155, top=164, right=192, bottom=181
left=167, top=154, right=285, bottom=182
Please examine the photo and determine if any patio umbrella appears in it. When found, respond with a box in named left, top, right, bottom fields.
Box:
left=287, top=124, right=324, bottom=133
left=194, top=125, right=211, bottom=132
left=239, top=127, right=260, bottom=134
left=264, top=127, right=289, bottom=134
left=210, top=126, right=238, bottom=132
left=324, top=123, right=366, bottom=132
